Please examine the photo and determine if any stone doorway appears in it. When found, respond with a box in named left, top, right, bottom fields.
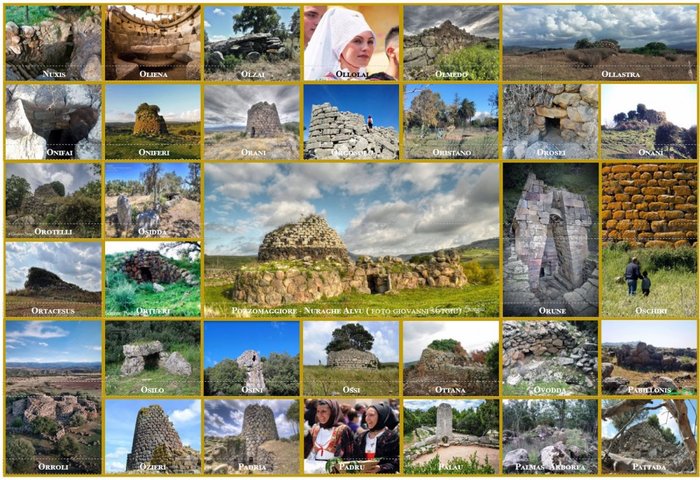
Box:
left=140, top=267, right=153, bottom=282
left=367, top=274, right=391, bottom=294
left=23, top=104, right=99, bottom=159
left=543, top=117, right=563, bottom=143
left=143, top=352, right=160, bottom=370
left=251, top=127, right=256, bottom=137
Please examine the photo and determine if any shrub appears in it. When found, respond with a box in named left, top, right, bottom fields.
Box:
left=434, top=44, right=498, bottom=80
left=11, top=416, right=24, bottom=428
left=565, top=48, right=615, bottom=66
left=205, top=359, right=247, bottom=395
left=647, top=247, right=696, bottom=272
left=111, top=282, right=136, bottom=311
left=56, top=436, right=80, bottom=458
left=655, top=122, right=683, bottom=150
left=179, top=128, right=198, bottom=136
left=427, top=338, right=461, bottom=352
left=6, top=437, right=35, bottom=473
left=31, top=416, right=60, bottom=436
left=69, top=413, right=86, bottom=427
left=263, top=353, right=299, bottom=395
left=574, top=38, right=593, bottom=49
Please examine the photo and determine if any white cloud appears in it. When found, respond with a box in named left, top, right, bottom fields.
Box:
left=213, top=8, right=225, bottom=16
left=204, top=20, right=211, bottom=28
left=6, top=322, right=69, bottom=340
left=170, top=400, right=201, bottom=426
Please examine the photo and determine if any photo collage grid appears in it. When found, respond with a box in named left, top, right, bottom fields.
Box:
left=2, top=2, right=699, bottom=477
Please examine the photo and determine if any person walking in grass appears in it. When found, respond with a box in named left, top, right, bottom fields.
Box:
left=624, top=256, right=641, bottom=295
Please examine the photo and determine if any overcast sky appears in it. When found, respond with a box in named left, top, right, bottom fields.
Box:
left=204, top=163, right=499, bottom=257
left=6, top=242, right=101, bottom=292
left=404, top=399, right=485, bottom=412
left=205, top=400, right=297, bottom=439
left=403, top=321, right=498, bottom=364
left=205, top=85, right=299, bottom=129
left=404, top=6, right=499, bottom=38
left=504, top=5, right=697, bottom=48
left=6, top=163, right=98, bottom=195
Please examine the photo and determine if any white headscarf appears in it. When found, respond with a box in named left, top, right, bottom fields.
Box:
left=304, top=7, right=374, bottom=80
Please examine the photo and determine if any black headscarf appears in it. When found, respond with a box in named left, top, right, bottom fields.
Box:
left=367, top=402, right=398, bottom=431
left=316, top=399, right=344, bottom=429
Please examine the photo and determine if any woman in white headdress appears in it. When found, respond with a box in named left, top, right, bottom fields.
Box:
left=304, top=7, right=376, bottom=80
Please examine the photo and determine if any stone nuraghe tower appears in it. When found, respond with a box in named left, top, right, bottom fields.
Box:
left=133, top=103, right=168, bottom=136
left=258, top=214, right=349, bottom=262
left=246, top=101, right=282, bottom=138
left=237, top=350, right=267, bottom=394
left=126, top=405, right=183, bottom=471
left=241, top=404, right=279, bottom=465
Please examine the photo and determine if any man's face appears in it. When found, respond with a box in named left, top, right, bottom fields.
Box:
left=304, top=6, right=327, bottom=46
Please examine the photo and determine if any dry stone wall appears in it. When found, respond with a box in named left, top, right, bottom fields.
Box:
left=119, top=249, right=198, bottom=285
left=258, top=215, right=348, bottom=262
left=241, top=404, right=279, bottom=467
left=615, top=342, right=696, bottom=372
left=503, top=84, right=598, bottom=159
left=305, top=103, right=398, bottom=160
left=126, top=405, right=183, bottom=471
left=133, top=104, right=168, bottom=135
left=327, top=348, right=379, bottom=369
left=602, top=163, right=697, bottom=248
left=246, top=101, right=282, bottom=138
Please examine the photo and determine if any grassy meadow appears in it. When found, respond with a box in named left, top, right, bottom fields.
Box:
left=303, top=365, right=399, bottom=396
left=602, top=246, right=697, bottom=318
left=105, top=122, right=201, bottom=159
left=404, top=128, right=498, bottom=159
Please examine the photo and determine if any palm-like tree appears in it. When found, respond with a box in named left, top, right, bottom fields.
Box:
left=458, top=99, right=476, bottom=128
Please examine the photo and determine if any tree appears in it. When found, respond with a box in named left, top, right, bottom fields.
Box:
left=636, top=103, right=647, bottom=117
left=6, top=174, right=31, bottom=211
left=613, top=112, right=627, bottom=124
left=325, top=323, right=374, bottom=353
left=627, top=110, right=637, bottom=120
left=488, top=91, right=498, bottom=117
left=57, top=435, right=79, bottom=458
left=289, top=9, right=300, bottom=42
left=458, top=98, right=476, bottom=127
left=485, top=342, right=499, bottom=379
left=6, top=437, right=35, bottom=473
left=552, top=400, right=567, bottom=428
left=186, top=163, right=200, bottom=200
left=263, top=353, right=299, bottom=395
left=205, top=359, right=247, bottom=395
left=31, top=416, right=60, bottom=436
left=286, top=401, right=299, bottom=435
left=160, top=172, right=183, bottom=195
left=233, top=7, right=281, bottom=34
left=49, top=180, right=65, bottom=197
left=409, top=89, right=445, bottom=137
left=140, top=163, right=162, bottom=205
left=574, top=38, right=593, bottom=49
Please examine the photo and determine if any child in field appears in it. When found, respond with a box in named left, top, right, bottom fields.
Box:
left=641, top=271, right=651, bottom=296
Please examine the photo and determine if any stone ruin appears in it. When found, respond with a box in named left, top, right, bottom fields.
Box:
left=305, top=103, right=399, bottom=160
left=504, top=173, right=598, bottom=317
left=436, top=403, right=453, bottom=445
left=10, top=394, right=98, bottom=441
left=126, top=404, right=200, bottom=473
left=5, top=6, right=102, bottom=80
left=258, top=214, right=349, bottom=262
left=602, top=164, right=697, bottom=248
left=602, top=342, right=696, bottom=395
left=603, top=420, right=694, bottom=473
left=6, top=84, right=101, bottom=160
left=246, top=101, right=282, bottom=138
left=206, top=32, right=286, bottom=70
left=503, top=84, right=598, bottom=159
left=117, top=249, right=198, bottom=286
left=206, top=404, right=286, bottom=474
left=8, top=182, right=65, bottom=232
left=133, top=103, right=168, bottom=136
left=233, top=215, right=467, bottom=307
left=237, top=350, right=267, bottom=394
left=326, top=349, right=379, bottom=370
left=19, top=267, right=101, bottom=303
left=503, top=321, right=597, bottom=394
left=120, top=340, right=192, bottom=377
left=106, top=5, right=201, bottom=80
left=403, top=20, right=497, bottom=79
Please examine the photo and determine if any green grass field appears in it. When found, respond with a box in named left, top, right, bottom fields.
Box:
left=404, top=129, right=498, bottom=159
left=105, top=254, right=201, bottom=317
left=602, top=128, right=660, bottom=159
left=602, top=247, right=697, bottom=317
left=303, top=366, right=399, bottom=396
left=105, top=343, right=200, bottom=395
left=105, top=123, right=201, bottom=159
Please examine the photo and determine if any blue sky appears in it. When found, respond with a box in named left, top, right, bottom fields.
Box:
left=204, top=321, right=299, bottom=368
left=404, top=84, right=497, bottom=120
left=106, top=162, right=192, bottom=182
left=106, top=84, right=200, bottom=123
left=503, top=6, right=697, bottom=49
left=603, top=400, right=697, bottom=443
left=204, top=163, right=499, bottom=257
left=404, top=400, right=485, bottom=412
left=303, top=321, right=398, bottom=365
left=603, top=320, right=696, bottom=348
left=105, top=400, right=201, bottom=473
left=205, top=399, right=298, bottom=439
left=6, top=242, right=101, bottom=292
left=6, top=321, right=101, bottom=364
left=205, top=6, right=297, bottom=43
left=304, top=85, right=399, bottom=138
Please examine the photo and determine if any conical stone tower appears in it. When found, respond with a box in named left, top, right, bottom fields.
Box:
left=241, top=404, right=278, bottom=465
left=126, top=404, right=183, bottom=471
